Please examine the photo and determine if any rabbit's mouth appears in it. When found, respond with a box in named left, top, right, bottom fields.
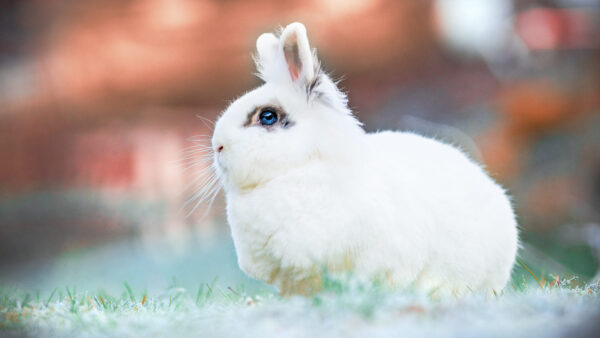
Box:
left=214, top=154, right=242, bottom=192
left=215, top=155, right=226, bottom=172
left=214, top=156, right=228, bottom=182
left=215, top=157, right=270, bottom=193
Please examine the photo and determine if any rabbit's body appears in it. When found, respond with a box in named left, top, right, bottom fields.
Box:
left=211, top=23, right=518, bottom=295
left=226, top=131, right=517, bottom=295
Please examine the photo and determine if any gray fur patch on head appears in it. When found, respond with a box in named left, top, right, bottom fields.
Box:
left=305, top=68, right=321, bottom=97
left=306, top=66, right=354, bottom=121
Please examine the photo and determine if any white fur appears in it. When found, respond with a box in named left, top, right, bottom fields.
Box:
left=211, top=22, right=518, bottom=295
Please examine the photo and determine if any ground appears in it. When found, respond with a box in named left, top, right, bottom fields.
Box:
left=1, top=236, right=599, bottom=337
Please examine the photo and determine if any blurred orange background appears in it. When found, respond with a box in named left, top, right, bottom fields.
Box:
left=1, top=0, right=599, bottom=278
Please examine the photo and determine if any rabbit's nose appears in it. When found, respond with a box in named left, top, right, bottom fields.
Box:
left=216, top=145, right=224, bottom=153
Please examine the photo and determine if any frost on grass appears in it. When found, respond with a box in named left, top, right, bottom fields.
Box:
left=2, top=275, right=600, bottom=338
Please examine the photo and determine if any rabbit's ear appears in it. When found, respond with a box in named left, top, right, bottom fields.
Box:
left=279, top=22, right=315, bottom=84
left=256, top=33, right=279, bottom=67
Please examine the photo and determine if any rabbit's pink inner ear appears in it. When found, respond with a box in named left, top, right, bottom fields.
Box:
left=283, top=35, right=302, bottom=81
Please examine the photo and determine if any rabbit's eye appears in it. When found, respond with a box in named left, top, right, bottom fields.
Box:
left=259, top=108, right=278, bottom=126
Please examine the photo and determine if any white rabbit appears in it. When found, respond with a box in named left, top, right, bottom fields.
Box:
left=210, top=22, right=518, bottom=296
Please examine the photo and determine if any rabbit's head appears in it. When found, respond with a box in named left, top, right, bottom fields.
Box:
left=212, top=22, right=363, bottom=191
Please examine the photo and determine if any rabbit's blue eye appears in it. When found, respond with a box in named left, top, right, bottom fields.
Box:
left=259, top=109, right=278, bottom=126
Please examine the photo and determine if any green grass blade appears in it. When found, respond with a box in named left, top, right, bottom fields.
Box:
left=196, top=284, right=205, bottom=305
left=123, top=282, right=136, bottom=303
left=517, top=259, right=544, bottom=289
left=45, top=288, right=57, bottom=306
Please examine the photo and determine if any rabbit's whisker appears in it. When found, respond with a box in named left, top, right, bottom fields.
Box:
left=182, top=158, right=215, bottom=170
left=195, top=115, right=215, bottom=125
left=183, top=170, right=217, bottom=192
left=187, top=182, right=221, bottom=218
left=181, top=145, right=213, bottom=153
left=185, top=174, right=219, bottom=204
left=188, top=137, right=212, bottom=143
left=184, top=182, right=220, bottom=216
left=176, top=153, right=213, bottom=163
left=173, top=155, right=213, bottom=166
left=187, top=133, right=211, bottom=140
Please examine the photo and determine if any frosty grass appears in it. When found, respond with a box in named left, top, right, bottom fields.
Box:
left=2, top=274, right=599, bottom=338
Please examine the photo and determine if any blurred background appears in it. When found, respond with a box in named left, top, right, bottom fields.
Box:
left=0, top=0, right=599, bottom=293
